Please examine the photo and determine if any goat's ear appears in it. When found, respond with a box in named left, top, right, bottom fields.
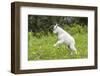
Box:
left=54, top=25, right=57, bottom=29
left=55, top=25, right=57, bottom=28
left=55, top=23, right=58, bottom=27
left=56, top=23, right=58, bottom=26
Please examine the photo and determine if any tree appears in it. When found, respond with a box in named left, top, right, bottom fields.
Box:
left=28, top=15, right=88, bottom=35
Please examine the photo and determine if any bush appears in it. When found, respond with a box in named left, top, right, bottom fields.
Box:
left=63, top=23, right=87, bottom=35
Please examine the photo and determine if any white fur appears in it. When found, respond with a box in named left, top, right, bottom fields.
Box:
left=53, top=24, right=77, bottom=54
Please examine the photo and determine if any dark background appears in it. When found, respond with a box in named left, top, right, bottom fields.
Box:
left=28, top=15, right=88, bottom=36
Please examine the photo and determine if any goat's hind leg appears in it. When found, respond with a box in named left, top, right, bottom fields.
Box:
left=70, top=44, right=77, bottom=55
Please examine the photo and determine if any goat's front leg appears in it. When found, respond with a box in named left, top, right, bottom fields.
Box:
left=53, top=40, right=63, bottom=47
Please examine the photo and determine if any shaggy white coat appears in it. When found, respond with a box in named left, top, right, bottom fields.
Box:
left=53, top=24, right=77, bottom=54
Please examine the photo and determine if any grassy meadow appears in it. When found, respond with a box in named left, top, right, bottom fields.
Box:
left=28, top=24, right=88, bottom=60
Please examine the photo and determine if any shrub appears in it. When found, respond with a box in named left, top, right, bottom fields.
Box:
left=63, top=24, right=87, bottom=35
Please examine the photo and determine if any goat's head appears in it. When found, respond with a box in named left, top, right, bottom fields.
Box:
left=53, top=23, right=59, bottom=34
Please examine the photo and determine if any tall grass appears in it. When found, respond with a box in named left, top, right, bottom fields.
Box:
left=28, top=24, right=88, bottom=60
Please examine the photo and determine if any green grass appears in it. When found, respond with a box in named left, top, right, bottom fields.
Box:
left=28, top=31, right=88, bottom=60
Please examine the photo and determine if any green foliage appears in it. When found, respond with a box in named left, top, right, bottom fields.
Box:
left=28, top=15, right=88, bottom=36
left=28, top=24, right=88, bottom=60
left=63, top=23, right=87, bottom=35
left=28, top=15, right=88, bottom=60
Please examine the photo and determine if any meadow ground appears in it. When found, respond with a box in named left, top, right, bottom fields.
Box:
left=28, top=29, right=88, bottom=60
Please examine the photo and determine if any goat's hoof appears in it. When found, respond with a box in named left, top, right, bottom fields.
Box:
left=70, top=52, right=73, bottom=55
left=70, top=51, right=77, bottom=55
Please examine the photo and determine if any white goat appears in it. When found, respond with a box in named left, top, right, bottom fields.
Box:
left=53, top=24, right=77, bottom=54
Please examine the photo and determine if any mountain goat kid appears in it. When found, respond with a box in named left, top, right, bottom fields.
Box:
left=53, top=24, right=77, bottom=54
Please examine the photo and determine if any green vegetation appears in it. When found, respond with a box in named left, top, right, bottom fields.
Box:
left=28, top=24, right=88, bottom=60
left=28, top=15, right=87, bottom=35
